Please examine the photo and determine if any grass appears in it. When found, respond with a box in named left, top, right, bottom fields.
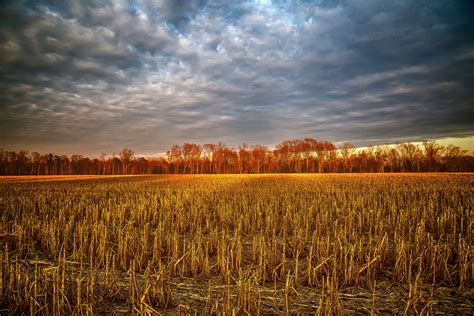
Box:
left=0, top=174, right=472, bottom=314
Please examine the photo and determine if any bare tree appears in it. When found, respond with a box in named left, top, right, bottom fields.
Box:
left=397, top=143, right=421, bottom=172
left=167, top=145, right=182, bottom=174
left=119, top=148, right=135, bottom=174
left=238, top=143, right=249, bottom=174
left=250, top=145, right=268, bottom=174
left=340, top=143, right=355, bottom=173
left=422, top=140, right=443, bottom=172
left=203, top=144, right=216, bottom=173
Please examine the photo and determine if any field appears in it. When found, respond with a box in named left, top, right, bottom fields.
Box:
left=0, top=174, right=472, bottom=314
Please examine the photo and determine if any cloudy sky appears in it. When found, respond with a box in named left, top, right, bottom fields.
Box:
left=1, top=0, right=473, bottom=156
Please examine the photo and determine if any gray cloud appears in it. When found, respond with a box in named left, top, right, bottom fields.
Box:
left=1, top=0, right=473, bottom=155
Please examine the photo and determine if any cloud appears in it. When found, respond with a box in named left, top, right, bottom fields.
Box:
left=1, top=0, right=473, bottom=155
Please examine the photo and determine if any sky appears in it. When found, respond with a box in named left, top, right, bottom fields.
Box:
left=1, top=0, right=474, bottom=156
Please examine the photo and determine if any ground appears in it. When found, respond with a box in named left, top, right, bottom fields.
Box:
left=0, top=174, right=473, bottom=314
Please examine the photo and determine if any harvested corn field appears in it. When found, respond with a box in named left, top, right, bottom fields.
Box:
left=0, top=174, right=473, bottom=314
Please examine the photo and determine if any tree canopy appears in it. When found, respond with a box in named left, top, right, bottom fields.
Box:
left=1, top=138, right=473, bottom=175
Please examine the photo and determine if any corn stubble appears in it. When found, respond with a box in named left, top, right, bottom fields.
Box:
left=0, top=174, right=472, bottom=314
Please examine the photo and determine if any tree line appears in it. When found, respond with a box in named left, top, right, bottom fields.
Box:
left=1, top=138, right=473, bottom=175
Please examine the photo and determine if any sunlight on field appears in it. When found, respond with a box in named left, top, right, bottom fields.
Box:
left=0, top=175, right=151, bottom=183
left=0, top=174, right=472, bottom=314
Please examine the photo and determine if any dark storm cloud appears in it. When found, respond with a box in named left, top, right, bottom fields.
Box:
left=1, top=0, right=473, bottom=155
